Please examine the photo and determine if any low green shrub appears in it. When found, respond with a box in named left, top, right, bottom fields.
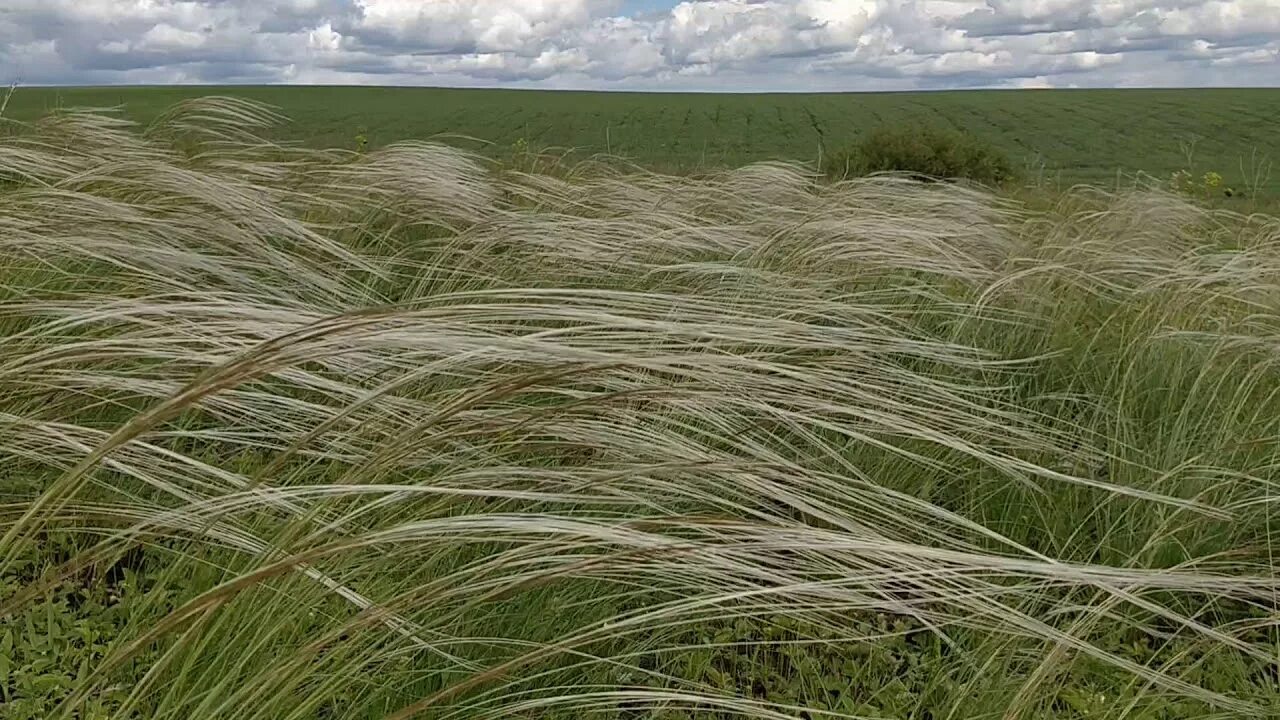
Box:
left=825, top=125, right=1015, bottom=185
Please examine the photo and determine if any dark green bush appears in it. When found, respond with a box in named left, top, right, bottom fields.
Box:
left=825, top=125, right=1015, bottom=185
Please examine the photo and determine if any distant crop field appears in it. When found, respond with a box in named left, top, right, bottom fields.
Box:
left=6, top=86, right=1280, bottom=192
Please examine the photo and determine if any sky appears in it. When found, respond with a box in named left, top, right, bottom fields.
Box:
left=0, top=0, right=1277, bottom=91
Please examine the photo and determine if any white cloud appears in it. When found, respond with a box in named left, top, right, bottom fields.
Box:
left=0, top=0, right=1277, bottom=89
left=659, top=0, right=878, bottom=66
left=347, top=0, right=604, bottom=54
left=138, top=23, right=208, bottom=51
left=307, top=23, right=343, bottom=52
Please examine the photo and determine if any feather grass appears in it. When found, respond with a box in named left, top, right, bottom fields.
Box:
left=2, top=98, right=1279, bottom=719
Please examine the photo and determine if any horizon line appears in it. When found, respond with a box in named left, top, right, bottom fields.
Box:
left=11, top=83, right=1280, bottom=96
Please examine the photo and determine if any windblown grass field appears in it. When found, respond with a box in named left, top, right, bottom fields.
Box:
left=6, top=86, right=1280, bottom=192
left=2, top=97, right=1280, bottom=719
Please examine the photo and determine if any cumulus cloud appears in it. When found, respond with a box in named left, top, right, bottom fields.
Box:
left=0, top=0, right=1277, bottom=89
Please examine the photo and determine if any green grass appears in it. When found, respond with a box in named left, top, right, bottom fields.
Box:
left=4, top=86, right=1279, bottom=192
left=3, top=97, right=1280, bottom=720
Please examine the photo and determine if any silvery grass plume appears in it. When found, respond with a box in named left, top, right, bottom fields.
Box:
left=1, top=98, right=1278, bottom=720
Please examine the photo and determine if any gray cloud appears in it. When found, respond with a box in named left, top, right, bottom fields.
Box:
left=1, top=0, right=1277, bottom=89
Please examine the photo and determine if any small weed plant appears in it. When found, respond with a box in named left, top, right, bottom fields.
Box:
left=1170, top=169, right=1235, bottom=198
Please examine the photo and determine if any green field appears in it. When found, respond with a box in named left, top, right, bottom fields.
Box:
left=4, top=95, right=1280, bottom=720
left=6, top=86, right=1280, bottom=191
